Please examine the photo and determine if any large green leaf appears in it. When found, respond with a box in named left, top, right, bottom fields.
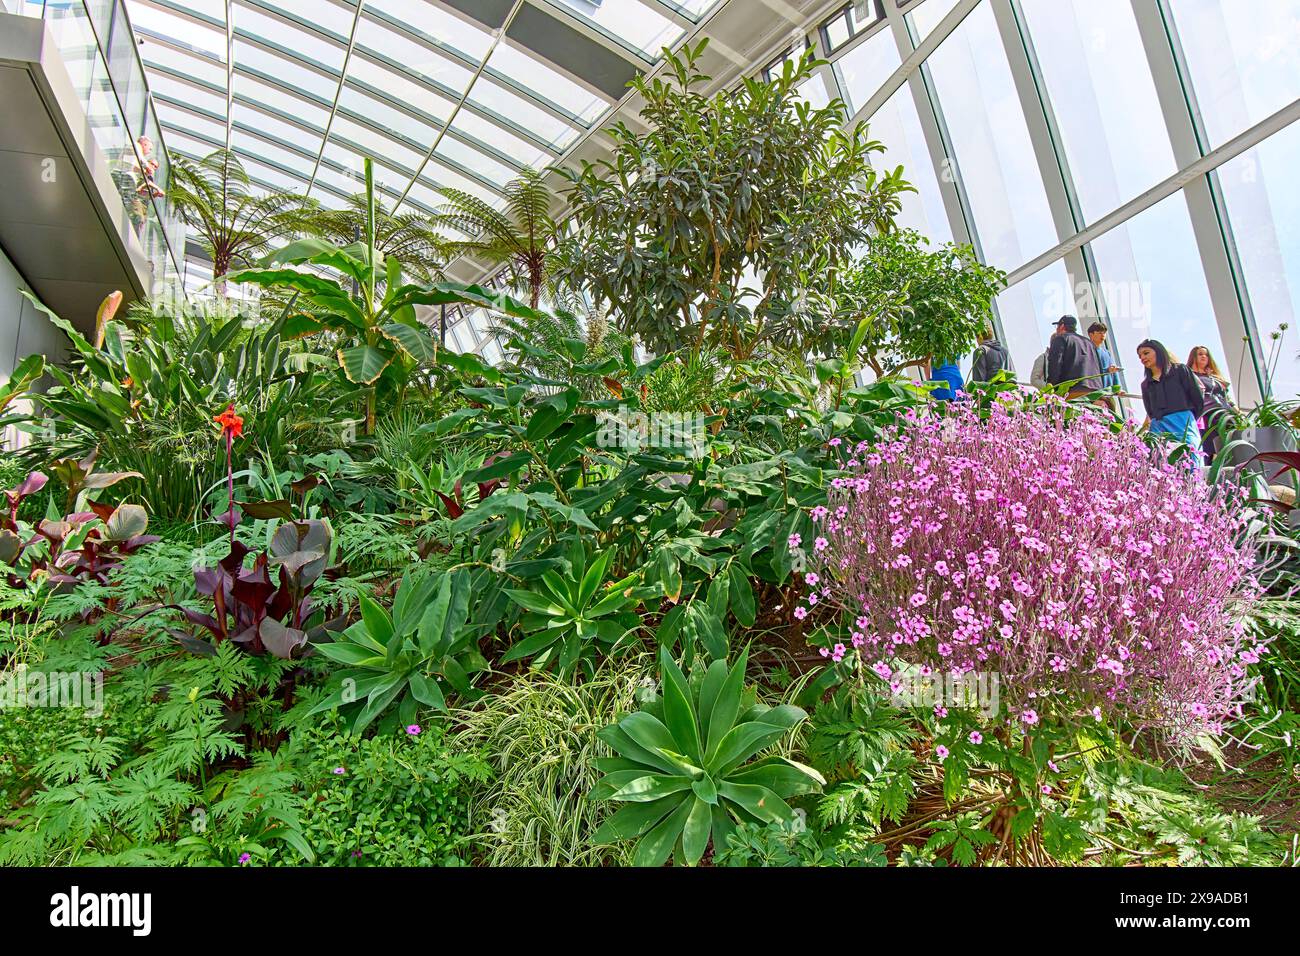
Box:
left=621, top=711, right=679, bottom=756
left=357, top=593, right=394, bottom=645
left=632, top=797, right=695, bottom=867
left=417, top=574, right=453, bottom=649
left=681, top=797, right=712, bottom=866
left=337, top=344, right=390, bottom=385
left=728, top=564, right=756, bottom=627
left=0, top=353, right=45, bottom=413
left=717, top=781, right=791, bottom=824
left=381, top=321, right=436, bottom=363
left=609, top=774, right=693, bottom=803
left=408, top=672, right=446, bottom=710
left=591, top=798, right=680, bottom=845
left=659, top=650, right=701, bottom=761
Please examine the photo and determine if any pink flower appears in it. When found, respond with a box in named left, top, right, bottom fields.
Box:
left=969, top=731, right=983, bottom=744
left=805, top=395, right=1262, bottom=744
left=406, top=724, right=422, bottom=736
left=1021, top=709, right=1038, bottom=726
left=935, top=745, right=949, bottom=762
left=793, top=606, right=808, bottom=620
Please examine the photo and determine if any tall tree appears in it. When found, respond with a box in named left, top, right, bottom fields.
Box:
left=553, top=40, right=911, bottom=359
left=168, top=148, right=318, bottom=293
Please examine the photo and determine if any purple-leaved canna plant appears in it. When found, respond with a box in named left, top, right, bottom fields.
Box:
left=800, top=391, right=1267, bottom=743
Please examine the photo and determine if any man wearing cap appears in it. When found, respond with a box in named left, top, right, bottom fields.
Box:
left=1046, top=315, right=1103, bottom=400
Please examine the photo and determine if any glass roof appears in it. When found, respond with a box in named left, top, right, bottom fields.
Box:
left=124, top=0, right=721, bottom=218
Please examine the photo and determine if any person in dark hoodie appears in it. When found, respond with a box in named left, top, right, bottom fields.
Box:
left=969, top=326, right=1011, bottom=383
left=1046, top=315, right=1104, bottom=399
left=1137, top=339, right=1204, bottom=448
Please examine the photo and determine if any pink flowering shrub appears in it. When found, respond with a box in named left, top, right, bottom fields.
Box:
left=801, top=393, right=1265, bottom=743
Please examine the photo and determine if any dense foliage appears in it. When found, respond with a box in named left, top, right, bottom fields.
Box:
left=1, top=51, right=1296, bottom=872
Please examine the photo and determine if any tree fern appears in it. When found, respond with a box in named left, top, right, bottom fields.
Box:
left=435, top=168, right=566, bottom=308
left=168, top=149, right=318, bottom=288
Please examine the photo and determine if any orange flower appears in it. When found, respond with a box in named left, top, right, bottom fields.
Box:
left=214, top=404, right=244, bottom=440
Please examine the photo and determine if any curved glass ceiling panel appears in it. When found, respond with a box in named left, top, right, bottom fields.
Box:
left=262, top=0, right=358, bottom=39
left=919, top=2, right=1060, bottom=271
left=130, top=3, right=227, bottom=57
left=124, top=0, right=720, bottom=285
left=1166, top=0, right=1300, bottom=149
left=234, top=5, right=348, bottom=66
left=664, top=0, right=724, bottom=17
left=488, top=41, right=609, bottom=122
left=233, top=100, right=317, bottom=145
left=449, top=112, right=553, bottom=170
left=434, top=135, right=519, bottom=189
left=151, top=74, right=228, bottom=115
left=138, top=37, right=229, bottom=87
left=366, top=0, right=496, bottom=61
left=552, top=0, right=683, bottom=58
left=1018, top=0, right=1177, bottom=224
left=470, top=76, right=582, bottom=150
left=234, top=72, right=332, bottom=127
left=345, top=60, right=457, bottom=125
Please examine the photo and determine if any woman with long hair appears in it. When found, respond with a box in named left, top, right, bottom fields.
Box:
left=1187, top=345, right=1235, bottom=462
left=1137, top=339, right=1205, bottom=449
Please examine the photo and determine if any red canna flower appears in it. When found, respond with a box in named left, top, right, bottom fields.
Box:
left=214, top=404, right=244, bottom=440
left=214, top=404, right=244, bottom=547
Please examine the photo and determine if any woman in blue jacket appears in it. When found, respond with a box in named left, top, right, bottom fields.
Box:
left=1137, top=339, right=1204, bottom=447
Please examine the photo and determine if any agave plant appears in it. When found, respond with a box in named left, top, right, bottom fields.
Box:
left=503, top=540, right=644, bottom=679
left=310, top=567, right=490, bottom=732
left=590, top=647, right=824, bottom=866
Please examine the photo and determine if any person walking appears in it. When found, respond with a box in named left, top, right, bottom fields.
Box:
left=1137, top=339, right=1204, bottom=449
left=1188, top=344, right=1235, bottom=462
left=1087, top=322, right=1121, bottom=391
left=1047, top=316, right=1103, bottom=399
left=1087, top=321, right=1122, bottom=414
left=969, top=326, right=1011, bottom=384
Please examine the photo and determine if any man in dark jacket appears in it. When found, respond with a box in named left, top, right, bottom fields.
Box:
left=1046, top=316, right=1103, bottom=398
left=969, top=326, right=1011, bottom=383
